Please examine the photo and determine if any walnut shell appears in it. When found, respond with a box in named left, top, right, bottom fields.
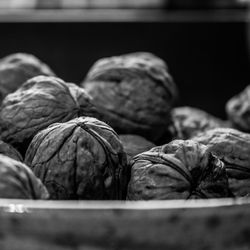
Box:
left=25, top=117, right=128, bottom=200
left=226, top=85, right=250, bottom=132
left=81, top=52, right=178, bottom=143
left=170, top=106, right=229, bottom=140
left=127, top=140, right=230, bottom=200
left=0, top=76, right=97, bottom=156
left=0, top=53, right=55, bottom=102
left=192, top=128, right=250, bottom=197
left=0, top=154, right=49, bottom=199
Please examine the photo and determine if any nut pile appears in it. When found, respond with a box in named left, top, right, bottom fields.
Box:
left=0, top=52, right=248, bottom=200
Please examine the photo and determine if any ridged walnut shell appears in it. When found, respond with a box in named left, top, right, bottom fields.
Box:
left=0, top=154, right=49, bottom=199
left=226, top=85, right=250, bottom=132
left=127, top=140, right=231, bottom=200
left=81, top=52, right=178, bottom=143
left=0, top=75, right=97, bottom=156
left=25, top=117, right=128, bottom=200
left=0, top=53, right=55, bottom=102
left=192, top=128, right=250, bottom=197
left=170, top=106, right=228, bottom=140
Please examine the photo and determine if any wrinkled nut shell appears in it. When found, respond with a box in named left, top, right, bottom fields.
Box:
left=25, top=117, right=128, bottom=200
left=192, top=128, right=250, bottom=197
left=226, top=85, right=250, bottom=132
left=127, top=140, right=230, bottom=200
left=0, top=53, right=55, bottom=102
left=0, top=154, right=49, bottom=199
left=82, top=52, right=178, bottom=143
left=0, top=75, right=97, bottom=156
left=170, top=106, right=228, bottom=140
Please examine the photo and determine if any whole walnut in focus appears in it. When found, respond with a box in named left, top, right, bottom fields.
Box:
left=81, top=52, right=178, bottom=144
left=127, top=140, right=231, bottom=200
left=0, top=76, right=97, bottom=156
left=168, top=106, right=229, bottom=140
left=226, top=85, right=250, bottom=132
left=25, top=117, right=128, bottom=200
left=0, top=154, right=49, bottom=199
left=0, top=53, right=55, bottom=102
left=192, top=128, right=250, bottom=197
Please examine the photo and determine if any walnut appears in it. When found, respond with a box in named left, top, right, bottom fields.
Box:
left=0, top=154, right=49, bottom=199
left=0, top=53, right=55, bottom=102
left=226, top=85, right=250, bottom=132
left=81, top=52, right=178, bottom=143
left=25, top=117, right=128, bottom=200
left=192, top=128, right=250, bottom=197
left=0, top=75, right=97, bottom=156
left=127, top=140, right=230, bottom=200
left=170, top=106, right=229, bottom=140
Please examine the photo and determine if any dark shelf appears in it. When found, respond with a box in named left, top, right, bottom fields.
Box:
left=0, top=8, right=248, bottom=23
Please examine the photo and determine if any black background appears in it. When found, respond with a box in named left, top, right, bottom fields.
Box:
left=1, top=21, right=249, bottom=119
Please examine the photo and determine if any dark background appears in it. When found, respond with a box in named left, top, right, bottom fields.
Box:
left=1, top=21, right=249, bottom=119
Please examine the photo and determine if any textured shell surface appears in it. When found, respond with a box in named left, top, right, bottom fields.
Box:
left=170, top=106, right=228, bottom=140
left=82, top=52, right=178, bottom=143
left=0, top=75, right=97, bottom=156
left=127, top=139, right=230, bottom=200
left=192, top=128, right=250, bottom=197
left=0, top=53, right=55, bottom=102
left=25, top=117, right=128, bottom=200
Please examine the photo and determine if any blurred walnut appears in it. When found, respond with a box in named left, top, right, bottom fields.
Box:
left=0, top=154, right=48, bottom=199
left=81, top=52, right=178, bottom=143
left=0, top=53, right=55, bottom=102
left=226, top=85, right=250, bottom=132
left=170, top=106, right=229, bottom=140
